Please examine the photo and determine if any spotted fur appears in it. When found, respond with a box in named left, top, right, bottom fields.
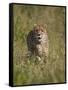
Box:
left=27, top=24, right=49, bottom=61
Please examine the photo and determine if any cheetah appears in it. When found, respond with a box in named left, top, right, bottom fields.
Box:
left=27, top=24, right=49, bottom=62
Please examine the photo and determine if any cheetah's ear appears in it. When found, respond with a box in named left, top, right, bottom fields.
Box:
left=33, top=24, right=37, bottom=30
left=34, top=24, right=37, bottom=28
left=44, top=24, right=47, bottom=29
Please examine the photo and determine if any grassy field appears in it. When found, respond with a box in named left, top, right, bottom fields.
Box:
left=12, top=4, right=66, bottom=86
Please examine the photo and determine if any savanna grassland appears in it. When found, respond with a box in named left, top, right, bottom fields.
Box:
left=12, top=4, right=66, bottom=86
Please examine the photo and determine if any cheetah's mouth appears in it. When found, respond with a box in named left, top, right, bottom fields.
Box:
left=38, top=37, right=41, bottom=39
left=36, top=37, right=42, bottom=44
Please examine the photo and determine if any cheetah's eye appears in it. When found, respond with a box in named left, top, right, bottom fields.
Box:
left=34, top=29, right=39, bottom=32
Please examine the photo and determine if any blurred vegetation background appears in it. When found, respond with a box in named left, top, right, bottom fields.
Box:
left=12, top=4, right=66, bottom=86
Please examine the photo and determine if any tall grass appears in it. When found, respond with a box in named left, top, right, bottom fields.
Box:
left=13, top=4, right=66, bottom=86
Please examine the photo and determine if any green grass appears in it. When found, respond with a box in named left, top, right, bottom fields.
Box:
left=13, top=4, right=66, bottom=86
